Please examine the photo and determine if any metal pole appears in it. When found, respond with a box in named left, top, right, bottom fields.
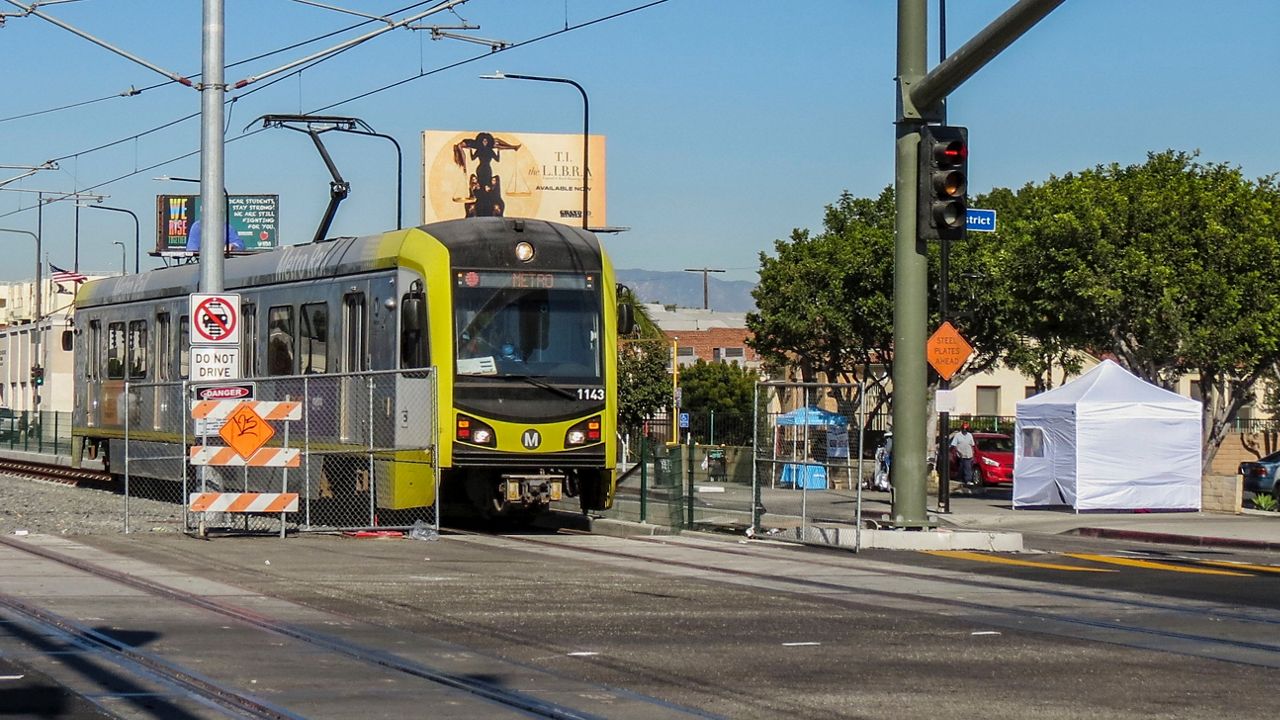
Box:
left=891, top=0, right=930, bottom=528
left=751, top=382, right=762, bottom=530
left=685, top=442, right=695, bottom=528
left=74, top=204, right=80, bottom=273
left=639, top=434, right=648, bottom=523
left=88, top=205, right=141, bottom=273
left=937, top=232, right=952, bottom=513
left=480, top=73, right=590, bottom=229
left=113, top=242, right=126, bottom=275
left=199, top=0, right=226, bottom=293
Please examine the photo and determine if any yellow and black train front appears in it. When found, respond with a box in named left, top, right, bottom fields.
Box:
left=418, top=218, right=620, bottom=515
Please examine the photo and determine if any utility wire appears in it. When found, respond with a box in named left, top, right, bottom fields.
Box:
left=0, top=0, right=440, bottom=126
left=316, top=0, right=668, bottom=112
left=1, top=0, right=671, bottom=218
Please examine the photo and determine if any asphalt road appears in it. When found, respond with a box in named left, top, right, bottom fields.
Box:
left=35, top=518, right=1272, bottom=720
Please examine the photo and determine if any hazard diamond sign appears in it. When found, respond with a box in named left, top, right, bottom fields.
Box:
left=926, top=321, right=973, bottom=381
left=219, top=402, right=274, bottom=458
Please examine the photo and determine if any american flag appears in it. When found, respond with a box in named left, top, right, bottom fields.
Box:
left=50, top=263, right=88, bottom=284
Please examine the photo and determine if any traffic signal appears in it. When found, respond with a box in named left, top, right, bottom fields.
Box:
left=918, top=124, right=969, bottom=241
left=30, top=365, right=44, bottom=386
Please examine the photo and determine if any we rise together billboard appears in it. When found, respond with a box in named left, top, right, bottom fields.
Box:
left=421, top=130, right=606, bottom=227
left=157, top=194, right=279, bottom=256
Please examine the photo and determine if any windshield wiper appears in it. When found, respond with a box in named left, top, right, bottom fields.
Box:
left=506, top=374, right=576, bottom=400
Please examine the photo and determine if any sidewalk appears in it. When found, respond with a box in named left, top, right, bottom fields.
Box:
left=936, top=489, right=1280, bottom=551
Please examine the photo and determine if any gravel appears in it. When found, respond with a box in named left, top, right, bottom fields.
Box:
left=0, top=474, right=186, bottom=536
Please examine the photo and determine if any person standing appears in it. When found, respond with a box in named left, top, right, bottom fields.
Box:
left=949, top=421, right=977, bottom=487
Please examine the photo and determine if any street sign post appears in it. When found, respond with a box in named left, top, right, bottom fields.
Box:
left=966, top=208, right=997, bottom=232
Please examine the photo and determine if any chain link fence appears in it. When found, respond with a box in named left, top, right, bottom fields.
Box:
left=123, top=369, right=438, bottom=536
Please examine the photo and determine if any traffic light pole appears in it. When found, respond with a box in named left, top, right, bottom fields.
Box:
left=892, top=0, right=1061, bottom=529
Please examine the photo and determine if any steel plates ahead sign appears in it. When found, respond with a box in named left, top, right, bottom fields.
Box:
left=926, top=321, right=973, bottom=381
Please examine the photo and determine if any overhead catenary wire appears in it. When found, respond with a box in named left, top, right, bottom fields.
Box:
left=0, top=0, right=443, bottom=126
left=0, top=0, right=672, bottom=220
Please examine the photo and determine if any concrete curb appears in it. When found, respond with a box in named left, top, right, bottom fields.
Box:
left=1069, top=526, right=1280, bottom=552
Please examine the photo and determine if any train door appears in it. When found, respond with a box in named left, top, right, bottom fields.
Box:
left=153, top=312, right=171, bottom=431
left=339, top=290, right=368, bottom=442
left=241, top=302, right=258, bottom=377
left=86, top=319, right=101, bottom=428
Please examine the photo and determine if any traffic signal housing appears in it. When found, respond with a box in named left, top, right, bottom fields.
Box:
left=918, top=124, right=968, bottom=241
left=31, top=365, right=44, bottom=386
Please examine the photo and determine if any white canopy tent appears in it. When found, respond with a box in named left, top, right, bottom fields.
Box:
left=1013, top=359, right=1202, bottom=511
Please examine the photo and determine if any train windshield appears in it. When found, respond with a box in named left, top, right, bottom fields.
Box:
left=454, top=270, right=602, bottom=380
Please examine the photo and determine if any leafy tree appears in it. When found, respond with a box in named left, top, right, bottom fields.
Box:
left=678, top=359, right=759, bottom=444
left=746, top=187, right=1007, bottom=425
left=746, top=189, right=896, bottom=417
left=989, top=151, right=1280, bottom=469
left=617, top=338, right=671, bottom=434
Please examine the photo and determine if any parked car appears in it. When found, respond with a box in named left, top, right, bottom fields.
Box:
left=950, top=431, right=1014, bottom=486
left=1238, top=451, right=1280, bottom=500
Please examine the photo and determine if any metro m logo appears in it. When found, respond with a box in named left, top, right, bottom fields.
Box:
left=521, top=429, right=542, bottom=449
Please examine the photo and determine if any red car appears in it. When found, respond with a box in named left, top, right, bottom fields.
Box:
left=949, top=432, right=1014, bottom=486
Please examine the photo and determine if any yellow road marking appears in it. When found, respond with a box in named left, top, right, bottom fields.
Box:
left=1063, top=553, right=1252, bottom=577
left=1198, top=560, right=1280, bottom=574
left=925, top=550, right=1117, bottom=572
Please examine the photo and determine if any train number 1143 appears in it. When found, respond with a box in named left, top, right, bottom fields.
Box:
left=576, top=387, right=605, bottom=401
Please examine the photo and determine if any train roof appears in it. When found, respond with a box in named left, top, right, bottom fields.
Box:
left=74, top=218, right=601, bottom=309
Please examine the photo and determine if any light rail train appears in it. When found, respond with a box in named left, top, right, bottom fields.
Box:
left=65, top=217, right=630, bottom=517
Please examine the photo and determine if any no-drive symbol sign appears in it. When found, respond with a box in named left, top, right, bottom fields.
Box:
left=190, top=293, right=241, bottom=345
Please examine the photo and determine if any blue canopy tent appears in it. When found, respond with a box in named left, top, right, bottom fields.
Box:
left=776, top=406, right=848, bottom=427
left=773, top=406, right=850, bottom=489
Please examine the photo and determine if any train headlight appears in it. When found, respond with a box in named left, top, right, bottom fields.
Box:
left=565, top=416, right=602, bottom=447
left=456, top=415, right=496, bottom=447
left=515, top=241, right=535, bottom=262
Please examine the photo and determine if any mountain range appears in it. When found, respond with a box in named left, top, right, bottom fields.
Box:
left=614, top=269, right=757, bottom=313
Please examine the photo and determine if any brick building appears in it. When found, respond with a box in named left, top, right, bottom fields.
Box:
left=640, top=304, right=761, bottom=371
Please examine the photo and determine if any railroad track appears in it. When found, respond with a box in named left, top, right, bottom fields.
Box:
left=0, top=454, right=112, bottom=485
left=0, top=533, right=711, bottom=720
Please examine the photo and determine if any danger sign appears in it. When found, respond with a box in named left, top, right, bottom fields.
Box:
left=190, top=293, right=241, bottom=345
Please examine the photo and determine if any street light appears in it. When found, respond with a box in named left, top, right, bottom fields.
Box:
left=113, top=241, right=126, bottom=276
left=87, top=204, right=140, bottom=273
left=480, top=71, right=590, bottom=230
left=0, top=227, right=42, bottom=414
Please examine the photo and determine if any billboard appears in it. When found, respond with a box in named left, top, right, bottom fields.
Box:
left=157, top=194, right=279, bottom=255
left=421, top=130, right=606, bottom=227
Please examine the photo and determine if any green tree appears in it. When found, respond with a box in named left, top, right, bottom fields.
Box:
left=617, top=338, right=671, bottom=434
left=678, top=359, right=758, bottom=445
left=990, top=151, right=1280, bottom=469
left=746, top=187, right=1006, bottom=423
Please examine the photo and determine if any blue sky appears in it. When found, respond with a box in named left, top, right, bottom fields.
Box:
left=1, top=1, right=1279, bottom=283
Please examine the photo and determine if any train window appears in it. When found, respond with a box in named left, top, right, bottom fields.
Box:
left=400, top=283, right=429, bottom=369
left=128, top=320, right=148, bottom=379
left=87, top=320, right=101, bottom=381
left=300, top=303, right=328, bottom=374
left=242, top=303, right=258, bottom=377
left=267, top=306, right=295, bottom=376
left=179, top=316, right=190, bottom=379
left=342, top=293, right=367, bottom=372
left=107, top=322, right=125, bottom=379
left=156, top=313, right=171, bottom=382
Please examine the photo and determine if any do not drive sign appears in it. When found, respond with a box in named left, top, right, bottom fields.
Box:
left=190, top=293, right=241, bottom=345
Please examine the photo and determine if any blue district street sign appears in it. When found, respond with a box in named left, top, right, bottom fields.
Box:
left=966, top=208, right=997, bottom=233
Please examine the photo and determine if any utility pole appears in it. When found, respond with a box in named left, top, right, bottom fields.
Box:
left=199, top=0, right=226, bottom=293
left=892, top=0, right=1062, bottom=528
left=683, top=267, right=724, bottom=310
